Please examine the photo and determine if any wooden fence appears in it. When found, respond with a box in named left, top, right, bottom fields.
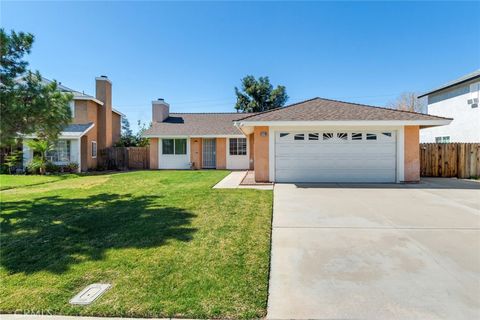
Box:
left=99, top=147, right=149, bottom=170
left=420, top=143, right=480, bottom=178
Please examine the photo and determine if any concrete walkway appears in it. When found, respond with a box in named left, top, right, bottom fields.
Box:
left=213, top=171, right=273, bottom=190
left=268, top=179, right=480, bottom=320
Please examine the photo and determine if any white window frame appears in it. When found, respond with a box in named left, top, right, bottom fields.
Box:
left=229, top=138, right=247, bottom=156
left=92, top=141, right=97, bottom=158
left=162, top=138, right=187, bottom=155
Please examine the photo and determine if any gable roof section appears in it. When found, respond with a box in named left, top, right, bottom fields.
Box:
left=236, top=97, right=451, bottom=122
left=418, top=69, right=480, bottom=98
left=143, top=113, right=251, bottom=137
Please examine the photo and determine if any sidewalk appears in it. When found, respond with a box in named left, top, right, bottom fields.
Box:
left=213, top=171, right=273, bottom=190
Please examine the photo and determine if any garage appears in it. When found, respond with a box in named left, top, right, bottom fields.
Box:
left=274, top=130, right=397, bottom=183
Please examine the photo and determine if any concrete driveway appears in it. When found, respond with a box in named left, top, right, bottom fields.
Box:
left=268, top=178, right=480, bottom=320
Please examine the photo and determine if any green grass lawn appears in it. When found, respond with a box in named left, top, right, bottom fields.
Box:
left=0, top=174, right=79, bottom=190
left=0, top=171, right=273, bottom=318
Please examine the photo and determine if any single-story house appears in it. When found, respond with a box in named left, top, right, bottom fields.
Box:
left=143, top=97, right=451, bottom=183
left=22, top=76, right=123, bottom=172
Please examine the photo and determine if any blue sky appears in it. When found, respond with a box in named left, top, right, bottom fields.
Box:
left=2, top=1, right=479, bottom=132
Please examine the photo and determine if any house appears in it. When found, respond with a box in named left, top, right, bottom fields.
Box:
left=22, top=76, right=123, bottom=172
left=143, top=97, right=451, bottom=183
left=419, top=69, right=480, bottom=143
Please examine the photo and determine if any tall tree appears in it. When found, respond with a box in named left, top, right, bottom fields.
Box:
left=388, top=92, right=427, bottom=113
left=234, top=75, right=288, bottom=113
left=0, top=29, right=72, bottom=146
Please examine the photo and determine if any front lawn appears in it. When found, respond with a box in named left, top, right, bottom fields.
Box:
left=0, top=174, right=78, bottom=190
left=0, top=171, right=273, bottom=318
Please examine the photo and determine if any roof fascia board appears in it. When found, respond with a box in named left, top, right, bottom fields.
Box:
left=143, top=134, right=246, bottom=138
left=418, top=74, right=480, bottom=98
left=74, top=96, right=104, bottom=105
left=235, top=119, right=452, bottom=127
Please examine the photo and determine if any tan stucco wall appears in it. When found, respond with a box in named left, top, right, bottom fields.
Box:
left=249, top=133, right=255, bottom=170
left=149, top=138, right=158, bottom=169
left=190, top=138, right=202, bottom=169
left=96, top=79, right=113, bottom=150
left=254, top=126, right=269, bottom=182
left=73, top=100, right=98, bottom=170
left=112, top=112, right=121, bottom=145
left=216, top=138, right=226, bottom=169
left=404, top=125, right=420, bottom=182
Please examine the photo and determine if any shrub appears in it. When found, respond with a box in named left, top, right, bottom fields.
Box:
left=45, top=162, right=61, bottom=173
left=63, top=162, right=79, bottom=173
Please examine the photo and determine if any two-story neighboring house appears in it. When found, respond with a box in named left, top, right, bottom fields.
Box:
left=419, top=70, right=480, bottom=143
left=22, top=76, right=123, bottom=172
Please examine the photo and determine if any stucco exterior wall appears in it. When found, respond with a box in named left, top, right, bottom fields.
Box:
left=73, top=100, right=98, bottom=170
left=254, top=126, right=270, bottom=182
left=249, top=133, right=255, bottom=170
left=420, top=80, right=480, bottom=142
left=96, top=78, right=113, bottom=150
left=404, top=125, right=420, bottom=182
left=112, top=112, right=121, bottom=145
left=190, top=138, right=202, bottom=169
left=216, top=138, right=226, bottom=169
left=149, top=138, right=158, bottom=169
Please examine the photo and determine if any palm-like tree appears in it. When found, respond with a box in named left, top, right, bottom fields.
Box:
left=26, top=139, right=53, bottom=174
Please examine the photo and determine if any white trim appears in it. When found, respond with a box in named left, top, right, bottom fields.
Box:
left=158, top=137, right=191, bottom=169
left=74, top=96, right=104, bottom=106
left=112, top=108, right=124, bottom=116
left=226, top=137, right=249, bottom=170
left=236, top=119, right=451, bottom=127
left=77, top=137, right=82, bottom=172
left=397, top=128, right=405, bottom=182
left=95, top=76, right=112, bottom=84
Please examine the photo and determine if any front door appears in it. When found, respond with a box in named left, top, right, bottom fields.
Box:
left=202, top=138, right=216, bottom=168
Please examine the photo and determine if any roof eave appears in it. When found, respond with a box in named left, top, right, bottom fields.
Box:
left=418, top=74, right=480, bottom=98
left=74, top=96, right=104, bottom=105
left=236, top=119, right=452, bottom=127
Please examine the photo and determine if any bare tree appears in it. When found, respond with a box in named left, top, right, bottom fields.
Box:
left=388, top=92, right=427, bottom=113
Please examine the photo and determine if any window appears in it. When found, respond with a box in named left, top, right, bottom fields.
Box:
left=229, top=138, right=247, bottom=155
left=162, top=139, right=187, bottom=155
left=46, top=140, right=71, bottom=162
left=280, top=133, right=289, bottom=138
left=435, top=136, right=450, bottom=143
left=337, top=133, right=348, bottom=140
left=352, top=133, right=362, bottom=140
left=323, top=133, right=334, bottom=140
left=382, top=132, right=392, bottom=137
left=91, top=141, right=97, bottom=158
left=308, top=133, right=319, bottom=140
left=294, top=134, right=305, bottom=141
left=366, top=133, right=377, bottom=140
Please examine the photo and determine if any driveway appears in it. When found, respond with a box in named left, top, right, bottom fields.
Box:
left=268, top=178, right=480, bottom=320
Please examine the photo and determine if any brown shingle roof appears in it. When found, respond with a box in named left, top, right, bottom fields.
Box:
left=237, top=97, right=452, bottom=122
left=143, top=113, right=250, bottom=136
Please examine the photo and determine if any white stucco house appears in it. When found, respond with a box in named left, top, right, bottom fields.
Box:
left=419, top=70, right=480, bottom=143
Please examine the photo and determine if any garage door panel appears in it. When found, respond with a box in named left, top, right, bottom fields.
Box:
left=275, top=131, right=397, bottom=183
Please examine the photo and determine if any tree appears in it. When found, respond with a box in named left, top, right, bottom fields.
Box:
left=388, top=92, right=427, bottom=114
left=26, top=139, right=53, bottom=175
left=234, top=75, right=288, bottom=113
left=115, top=117, right=150, bottom=147
left=0, top=29, right=73, bottom=146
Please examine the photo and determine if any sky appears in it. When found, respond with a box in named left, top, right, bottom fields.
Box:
left=2, top=1, right=479, bottom=132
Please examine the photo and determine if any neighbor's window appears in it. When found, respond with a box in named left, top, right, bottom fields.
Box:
left=435, top=136, right=450, bottom=143
left=47, top=140, right=71, bottom=162
left=162, top=139, right=187, bottom=155
left=92, top=141, right=97, bottom=158
left=229, top=138, right=247, bottom=155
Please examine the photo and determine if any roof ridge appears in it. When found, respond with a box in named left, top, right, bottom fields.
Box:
left=315, top=97, right=452, bottom=120
left=170, top=112, right=249, bottom=115
left=234, top=97, right=320, bottom=121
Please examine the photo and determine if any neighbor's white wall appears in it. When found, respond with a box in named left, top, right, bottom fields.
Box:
left=420, top=80, right=480, bottom=142
left=226, top=137, right=250, bottom=170
left=22, top=141, right=33, bottom=168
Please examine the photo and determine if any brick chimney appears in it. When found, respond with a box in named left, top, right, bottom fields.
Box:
left=96, top=76, right=112, bottom=150
left=152, top=98, right=170, bottom=122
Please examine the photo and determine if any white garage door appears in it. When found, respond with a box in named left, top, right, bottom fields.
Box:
left=275, top=131, right=397, bottom=183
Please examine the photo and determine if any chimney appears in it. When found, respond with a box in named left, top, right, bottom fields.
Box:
left=152, top=98, right=170, bottom=122
left=96, top=76, right=113, bottom=149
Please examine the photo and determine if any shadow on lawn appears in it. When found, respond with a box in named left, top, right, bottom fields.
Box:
left=1, top=193, right=197, bottom=274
